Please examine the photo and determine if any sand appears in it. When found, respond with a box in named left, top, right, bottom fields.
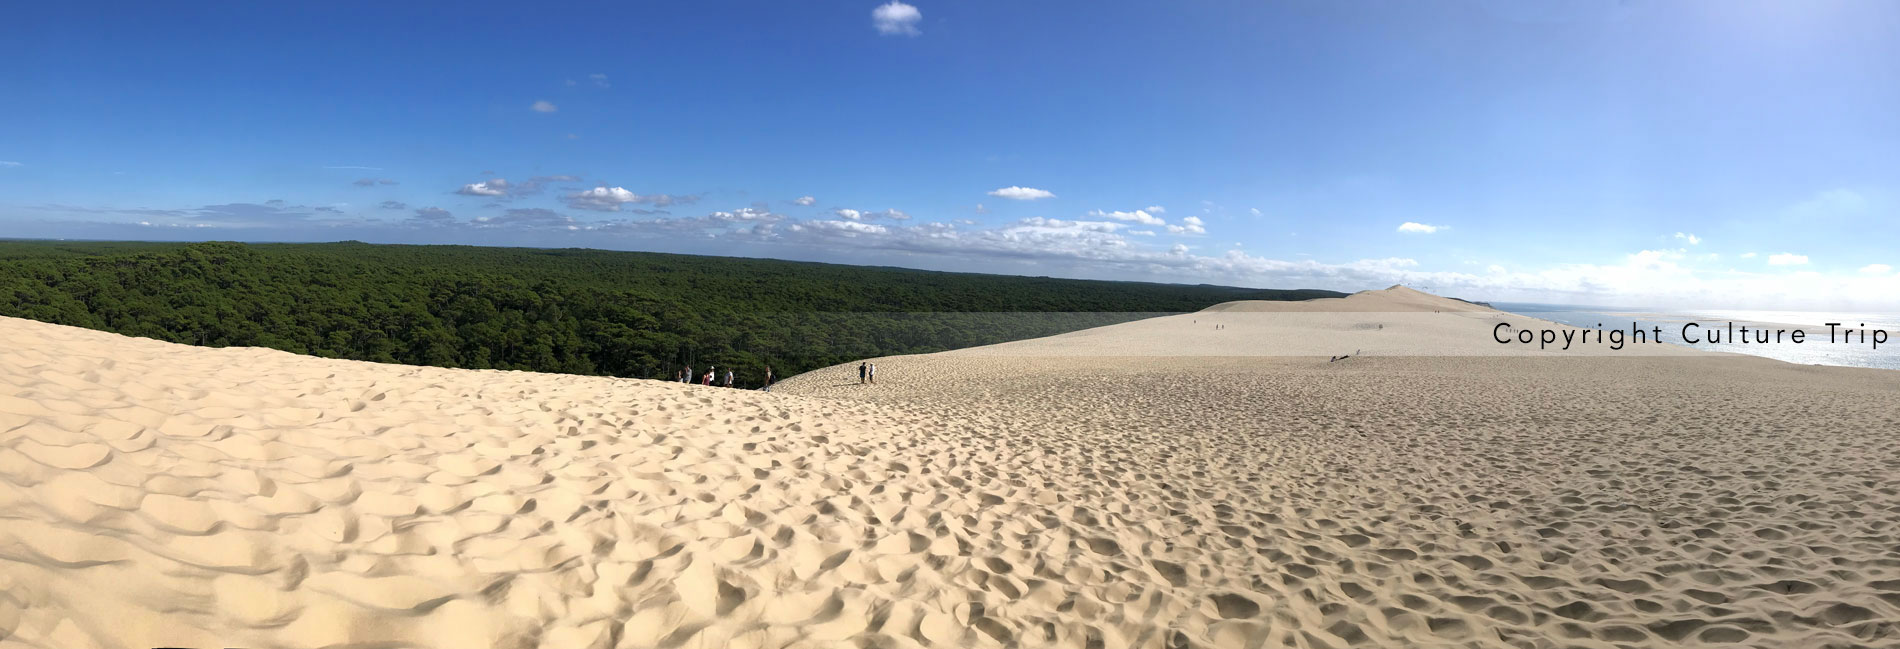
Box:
left=4, top=286, right=1899, bottom=648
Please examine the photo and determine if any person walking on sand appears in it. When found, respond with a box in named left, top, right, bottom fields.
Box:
left=704, top=366, right=716, bottom=386
left=858, top=362, right=867, bottom=384
left=868, top=362, right=877, bottom=384
left=723, top=369, right=734, bottom=388
left=763, top=365, right=773, bottom=388
left=683, top=365, right=693, bottom=383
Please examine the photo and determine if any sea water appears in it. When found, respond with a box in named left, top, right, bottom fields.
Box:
left=1493, top=302, right=1900, bottom=371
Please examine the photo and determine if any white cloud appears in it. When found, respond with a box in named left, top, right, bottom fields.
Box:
left=456, top=179, right=510, bottom=196
left=807, top=220, right=889, bottom=235
left=1127, top=230, right=1156, bottom=236
left=1397, top=222, right=1444, bottom=234
left=531, top=100, right=558, bottom=113
left=872, top=1, right=922, bottom=36
left=0, top=161, right=21, bottom=168
left=1767, top=253, right=1809, bottom=266
left=1144, top=205, right=1166, bottom=214
left=1179, top=216, right=1206, bottom=234
left=1250, top=207, right=1263, bottom=217
left=1673, top=232, right=1700, bottom=245
left=1169, top=244, right=1189, bottom=255
left=988, top=186, right=1056, bottom=201
left=974, top=203, right=990, bottom=214
left=589, top=73, right=610, bottom=88
left=565, top=186, right=693, bottom=211
left=1859, top=263, right=1892, bottom=275
left=793, top=196, right=817, bottom=206
left=1741, top=252, right=1757, bottom=259
left=1087, top=209, right=1165, bottom=226
left=707, top=207, right=781, bottom=222
left=833, top=207, right=909, bottom=221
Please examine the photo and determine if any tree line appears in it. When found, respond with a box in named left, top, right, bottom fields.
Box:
left=0, top=240, right=1343, bottom=385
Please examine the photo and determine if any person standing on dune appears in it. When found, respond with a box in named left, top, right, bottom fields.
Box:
left=869, top=362, right=877, bottom=384
left=723, top=369, right=734, bottom=387
left=858, top=362, right=867, bottom=384
left=683, top=365, right=692, bottom=383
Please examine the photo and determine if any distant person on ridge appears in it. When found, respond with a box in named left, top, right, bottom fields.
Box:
left=869, top=362, right=877, bottom=384
left=683, top=365, right=692, bottom=383
left=704, top=366, right=716, bottom=386
left=763, top=365, right=773, bottom=388
left=858, top=362, right=867, bottom=384
left=723, top=369, right=733, bottom=387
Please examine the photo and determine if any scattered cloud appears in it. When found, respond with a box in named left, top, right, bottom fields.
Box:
left=456, top=179, right=511, bottom=196
left=792, top=196, right=817, bottom=206
left=1767, top=253, right=1809, bottom=266
left=803, top=220, right=889, bottom=235
left=872, top=1, right=922, bottom=36
left=1673, top=232, right=1700, bottom=245
left=1144, top=205, right=1165, bottom=214
left=1250, top=207, right=1263, bottom=217
left=706, top=207, right=782, bottom=222
left=974, top=203, right=990, bottom=214
left=353, top=178, right=398, bottom=187
left=1397, top=222, right=1444, bottom=234
left=1741, top=252, right=1757, bottom=259
left=1860, top=263, right=1893, bottom=275
left=1087, top=209, right=1165, bottom=226
left=379, top=201, right=408, bottom=210
left=565, top=186, right=696, bottom=211
left=834, top=208, right=909, bottom=221
left=988, top=186, right=1055, bottom=201
left=588, top=73, right=610, bottom=89
left=0, top=161, right=21, bottom=168
left=322, top=165, right=382, bottom=171
left=531, top=100, right=558, bottom=113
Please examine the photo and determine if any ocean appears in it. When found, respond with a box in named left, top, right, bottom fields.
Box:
left=1492, top=302, right=1900, bottom=371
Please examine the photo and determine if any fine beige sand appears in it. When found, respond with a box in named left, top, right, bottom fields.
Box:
left=4, top=286, right=1899, bottom=648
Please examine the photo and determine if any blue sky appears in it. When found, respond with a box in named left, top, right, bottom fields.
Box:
left=4, top=1, right=1897, bottom=308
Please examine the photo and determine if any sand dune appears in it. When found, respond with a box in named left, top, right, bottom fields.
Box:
left=778, top=287, right=1900, bottom=647
left=4, top=286, right=1899, bottom=648
left=943, top=285, right=1709, bottom=358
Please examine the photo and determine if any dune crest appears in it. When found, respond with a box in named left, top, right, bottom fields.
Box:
left=1202, top=284, right=1492, bottom=313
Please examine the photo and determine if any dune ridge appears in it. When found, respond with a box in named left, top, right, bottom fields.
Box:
left=4, top=285, right=1900, bottom=648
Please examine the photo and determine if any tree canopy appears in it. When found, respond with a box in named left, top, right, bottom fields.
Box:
left=0, top=240, right=1343, bottom=386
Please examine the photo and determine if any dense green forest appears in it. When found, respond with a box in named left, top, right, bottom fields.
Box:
left=0, top=240, right=1343, bottom=385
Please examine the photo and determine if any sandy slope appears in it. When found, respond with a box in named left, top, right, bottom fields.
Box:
left=777, top=287, right=1900, bottom=648
left=936, top=285, right=1711, bottom=358
left=3, top=286, right=1898, bottom=649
